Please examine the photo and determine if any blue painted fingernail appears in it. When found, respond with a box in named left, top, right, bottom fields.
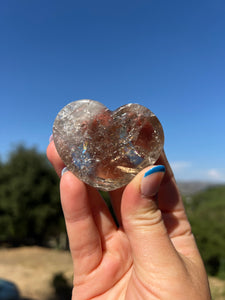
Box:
left=141, top=165, right=165, bottom=197
left=144, top=165, right=166, bottom=177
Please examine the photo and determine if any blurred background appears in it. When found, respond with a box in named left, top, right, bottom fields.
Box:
left=0, top=0, right=225, bottom=299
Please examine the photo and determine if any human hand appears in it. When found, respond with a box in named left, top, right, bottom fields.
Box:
left=47, top=141, right=211, bottom=300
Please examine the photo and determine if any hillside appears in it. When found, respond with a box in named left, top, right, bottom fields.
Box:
left=177, top=181, right=224, bottom=196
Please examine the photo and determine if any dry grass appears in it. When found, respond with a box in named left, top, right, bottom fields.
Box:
left=209, top=276, right=225, bottom=300
left=0, top=247, right=73, bottom=300
left=0, top=247, right=225, bottom=299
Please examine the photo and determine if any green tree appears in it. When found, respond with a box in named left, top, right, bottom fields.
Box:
left=0, top=145, right=64, bottom=246
left=184, top=185, right=225, bottom=278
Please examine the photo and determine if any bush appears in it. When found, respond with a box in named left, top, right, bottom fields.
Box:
left=50, top=273, right=72, bottom=300
left=184, top=185, right=225, bottom=278
left=0, top=145, right=65, bottom=247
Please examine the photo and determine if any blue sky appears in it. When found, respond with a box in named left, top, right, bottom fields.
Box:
left=1, top=0, right=225, bottom=182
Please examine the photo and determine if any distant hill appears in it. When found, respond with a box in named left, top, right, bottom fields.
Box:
left=176, top=181, right=224, bottom=196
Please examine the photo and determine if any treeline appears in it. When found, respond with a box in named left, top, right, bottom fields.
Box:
left=184, top=185, right=225, bottom=279
left=0, top=145, right=65, bottom=247
left=0, top=145, right=225, bottom=279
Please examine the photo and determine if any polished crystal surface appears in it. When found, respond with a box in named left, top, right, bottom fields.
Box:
left=53, top=99, right=164, bottom=191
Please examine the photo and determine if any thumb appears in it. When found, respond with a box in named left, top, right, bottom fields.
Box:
left=121, top=165, right=179, bottom=277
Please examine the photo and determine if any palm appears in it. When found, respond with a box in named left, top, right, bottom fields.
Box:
left=72, top=227, right=131, bottom=299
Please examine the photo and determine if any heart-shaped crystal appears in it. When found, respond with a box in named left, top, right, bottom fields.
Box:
left=53, top=99, right=164, bottom=191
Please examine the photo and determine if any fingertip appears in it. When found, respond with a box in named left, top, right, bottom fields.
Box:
left=61, top=167, right=69, bottom=177
left=121, top=166, right=155, bottom=214
left=46, top=140, right=54, bottom=161
left=60, top=170, right=83, bottom=193
left=49, top=134, right=54, bottom=143
left=121, top=166, right=176, bottom=271
left=141, top=165, right=165, bottom=198
left=60, top=171, right=88, bottom=214
left=123, top=165, right=164, bottom=195
left=46, top=140, right=65, bottom=177
left=121, top=165, right=166, bottom=226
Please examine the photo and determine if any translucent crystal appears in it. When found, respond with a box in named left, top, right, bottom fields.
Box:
left=53, top=99, right=164, bottom=191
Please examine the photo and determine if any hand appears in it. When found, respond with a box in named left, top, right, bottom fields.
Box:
left=47, top=141, right=211, bottom=300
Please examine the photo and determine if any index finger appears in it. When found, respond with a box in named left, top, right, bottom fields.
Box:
left=46, top=140, right=65, bottom=177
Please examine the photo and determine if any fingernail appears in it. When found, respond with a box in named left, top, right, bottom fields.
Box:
left=49, top=134, right=54, bottom=143
left=61, top=167, right=69, bottom=177
left=141, top=165, right=165, bottom=197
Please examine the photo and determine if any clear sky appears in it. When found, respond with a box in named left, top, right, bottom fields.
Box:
left=1, top=0, right=225, bottom=182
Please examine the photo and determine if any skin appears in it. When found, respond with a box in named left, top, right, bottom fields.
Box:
left=47, top=141, right=211, bottom=300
